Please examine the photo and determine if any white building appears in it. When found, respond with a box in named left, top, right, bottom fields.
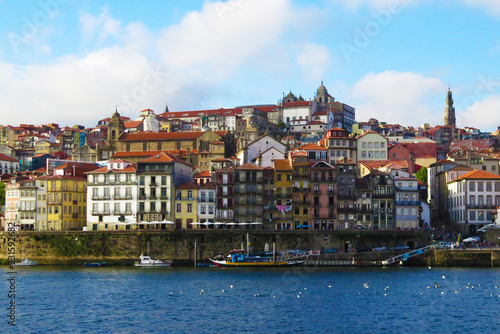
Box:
left=282, top=100, right=317, bottom=124
left=0, top=153, right=19, bottom=175
left=447, top=169, right=500, bottom=234
left=252, top=147, right=285, bottom=168
left=393, top=177, right=420, bottom=229
left=198, top=182, right=216, bottom=226
left=236, top=134, right=286, bottom=165
left=86, top=159, right=138, bottom=231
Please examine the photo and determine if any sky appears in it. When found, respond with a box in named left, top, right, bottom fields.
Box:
left=1, top=0, right=500, bottom=131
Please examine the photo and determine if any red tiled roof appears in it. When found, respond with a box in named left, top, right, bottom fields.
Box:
left=124, top=121, right=142, bottom=128
left=0, top=153, right=17, bottom=162
left=283, top=101, right=311, bottom=107
left=176, top=182, right=199, bottom=189
left=139, top=152, right=185, bottom=164
left=199, top=181, right=216, bottom=189
left=159, top=108, right=242, bottom=119
left=235, top=163, right=263, bottom=170
left=120, top=131, right=205, bottom=141
left=194, top=170, right=211, bottom=178
left=457, top=170, right=500, bottom=180
left=299, top=143, right=328, bottom=151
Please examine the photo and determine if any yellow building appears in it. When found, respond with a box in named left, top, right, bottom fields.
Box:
left=273, top=159, right=293, bottom=229
left=174, top=182, right=199, bottom=229
left=43, top=175, right=87, bottom=230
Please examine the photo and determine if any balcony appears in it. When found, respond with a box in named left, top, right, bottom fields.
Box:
left=91, top=210, right=111, bottom=216
left=394, top=201, right=421, bottom=206
left=337, top=193, right=356, bottom=199
left=466, top=204, right=496, bottom=209
left=91, top=195, right=111, bottom=200
left=114, top=195, right=133, bottom=200
left=337, top=207, right=356, bottom=213
left=112, top=210, right=133, bottom=215
left=372, top=193, right=393, bottom=198
left=293, top=187, right=311, bottom=193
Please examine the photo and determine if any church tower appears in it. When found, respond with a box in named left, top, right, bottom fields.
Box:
left=315, top=81, right=333, bottom=104
left=444, top=88, right=456, bottom=127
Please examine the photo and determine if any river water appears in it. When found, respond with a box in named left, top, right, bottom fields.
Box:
left=2, top=266, right=500, bottom=333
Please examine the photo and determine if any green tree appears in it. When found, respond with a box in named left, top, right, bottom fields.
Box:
left=416, top=166, right=428, bottom=185
left=0, top=182, right=5, bottom=207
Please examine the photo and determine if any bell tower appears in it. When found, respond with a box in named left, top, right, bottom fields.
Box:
left=444, top=88, right=456, bottom=127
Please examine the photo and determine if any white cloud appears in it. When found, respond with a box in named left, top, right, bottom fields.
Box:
left=349, top=71, right=446, bottom=127
left=0, top=0, right=327, bottom=127
left=80, top=8, right=121, bottom=43
left=157, top=0, right=292, bottom=80
left=328, top=0, right=417, bottom=11
left=297, top=44, right=331, bottom=83
left=459, top=95, right=500, bottom=131
left=460, top=0, right=500, bottom=16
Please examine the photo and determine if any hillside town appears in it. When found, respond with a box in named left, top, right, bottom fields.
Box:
left=1, top=82, right=500, bottom=237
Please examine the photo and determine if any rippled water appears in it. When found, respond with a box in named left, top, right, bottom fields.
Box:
left=2, top=266, right=500, bottom=333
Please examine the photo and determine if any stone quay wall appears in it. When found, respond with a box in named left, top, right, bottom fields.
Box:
left=0, top=230, right=429, bottom=266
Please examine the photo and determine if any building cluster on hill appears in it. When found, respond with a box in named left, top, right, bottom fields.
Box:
left=1, top=84, right=500, bottom=236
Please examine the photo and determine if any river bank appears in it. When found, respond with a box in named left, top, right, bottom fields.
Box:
left=1, top=229, right=499, bottom=266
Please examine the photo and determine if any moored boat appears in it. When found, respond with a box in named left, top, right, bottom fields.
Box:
left=134, top=254, right=172, bottom=267
left=85, top=262, right=107, bottom=267
left=15, top=258, right=38, bottom=266
left=209, top=249, right=307, bottom=267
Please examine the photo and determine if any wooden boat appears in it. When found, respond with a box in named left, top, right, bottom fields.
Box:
left=15, top=258, right=38, bottom=266
left=209, top=249, right=306, bottom=267
left=85, top=262, right=107, bottom=267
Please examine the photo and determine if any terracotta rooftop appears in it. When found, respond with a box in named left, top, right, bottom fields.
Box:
left=457, top=170, right=500, bottom=180
left=274, top=159, right=292, bottom=170
left=194, top=170, right=211, bottom=178
left=299, top=143, right=328, bottom=151
left=120, top=131, right=205, bottom=141
left=235, top=163, right=263, bottom=170
left=176, top=182, right=199, bottom=190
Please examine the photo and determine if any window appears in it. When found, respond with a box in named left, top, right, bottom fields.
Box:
left=209, top=205, right=214, bottom=214
left=478, top=182, right=484, bottom=191
left=201, top=205, right=206, bottom=214
left=470, top=211, right=476, bottom=220
left=188, top=191, right=193, bottom=199
left=470, top=182, right=475, bottom=191
left=176, top=204, right=182, bottom=213
left=187, top=204, right=192, bottom=213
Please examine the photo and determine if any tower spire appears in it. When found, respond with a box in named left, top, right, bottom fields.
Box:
left=444, top=88, right=456, bottom=127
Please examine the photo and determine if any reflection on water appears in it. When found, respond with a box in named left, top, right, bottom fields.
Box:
left=2, top=266, right=500, bottom=333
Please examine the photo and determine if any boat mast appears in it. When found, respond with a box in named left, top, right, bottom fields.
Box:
left=273, top=242, right=276, bottom=263
left=246, top=233, right=249, bottom=254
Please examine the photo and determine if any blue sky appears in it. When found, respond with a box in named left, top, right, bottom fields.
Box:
left=1, top=0, right=499, bottom=131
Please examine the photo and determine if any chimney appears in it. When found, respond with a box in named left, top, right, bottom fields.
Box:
left=243, top=146, right=248, bottom=164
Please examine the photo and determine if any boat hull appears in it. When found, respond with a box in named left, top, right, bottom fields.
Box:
left=209, top=258, right=304, bottom=267
left=134, top=263, right=171, bottom=267
left=85, top=262, right=107, bottom=267
left=15, top=262, right=38, bottom=266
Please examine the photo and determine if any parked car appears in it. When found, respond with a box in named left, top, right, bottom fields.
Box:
left=436, top=241, right=452, bottom=249
left=355, top=246, right=371, bottom=253
left=372, top=246, right=387, bottom=252
left=321, top=248, right=338, bottom=254
left=390, top=245, right=410, bottom=251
